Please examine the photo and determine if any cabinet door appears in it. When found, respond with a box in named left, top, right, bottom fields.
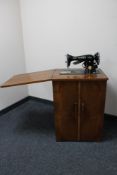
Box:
left=80, top=81, right=107, bottom=141
left=53, top=81, right=78, bottom=141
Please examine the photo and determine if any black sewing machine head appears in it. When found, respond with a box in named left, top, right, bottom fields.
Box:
left=66, top=52, right=100, bottom=74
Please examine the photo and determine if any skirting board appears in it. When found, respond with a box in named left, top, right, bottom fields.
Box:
left=0, top=96, right=116, bottom=118
left=0, top=96, right=53, bottom=116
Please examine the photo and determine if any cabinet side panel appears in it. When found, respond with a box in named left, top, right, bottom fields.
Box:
left=80, top=81, right=107, bottom=141
left=53, top=81, right=78, bottom=141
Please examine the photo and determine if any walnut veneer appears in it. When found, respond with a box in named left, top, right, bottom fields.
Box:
left=1, top=69, right=108, bottom=141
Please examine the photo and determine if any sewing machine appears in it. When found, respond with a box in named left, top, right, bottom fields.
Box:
left=0, top=52, right=108, bottom=141
left=61, top=52, right=100, bottom=75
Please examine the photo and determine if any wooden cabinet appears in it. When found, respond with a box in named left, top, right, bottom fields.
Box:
left=1, top=68, right=108, bottom=141
left=80, top=81, right=107, bottom=141
left=53, top=81, right=78, bottom=141
left=52, top=70, right=108, bottom=141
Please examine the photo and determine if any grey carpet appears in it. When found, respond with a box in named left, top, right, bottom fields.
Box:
left=0, top=99, right=117, bottom=175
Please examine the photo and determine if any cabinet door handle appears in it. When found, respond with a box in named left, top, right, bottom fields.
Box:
left=81, top=102, right=85, bottom=112
left=74, top=103, right=78, bottom=119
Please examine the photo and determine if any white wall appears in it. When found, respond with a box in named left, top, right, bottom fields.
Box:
left=20, top=0, right=117, bottom=115
left=0, top=0, right=28, bottom=110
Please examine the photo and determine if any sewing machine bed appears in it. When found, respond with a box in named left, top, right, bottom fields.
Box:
left=60, top=68, right=102, bottom=75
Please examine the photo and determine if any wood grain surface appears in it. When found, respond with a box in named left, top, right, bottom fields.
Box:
left=52, top=80, right=107, bottom=141
left=0, top=68, right=108, bottom=141
left=0, top=69, right=55, bottom=88
left=53, top=81, right=78, bottom=141
left=52, top=69, right=108, bottom=81
left=80, top=81, right=107, bottom=141
left=1, top=68, right=108, bottom=88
